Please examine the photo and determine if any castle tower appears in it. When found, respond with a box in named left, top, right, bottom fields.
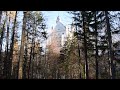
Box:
left=46, top=16, right=75, bottom=54
left=48, top=16, right=66, bottom=54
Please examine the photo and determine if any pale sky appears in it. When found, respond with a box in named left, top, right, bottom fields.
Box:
left=11, top=11, right=73, bottom=49
left=17, top=11, right=73, bottom=36
left=2, top=11, right=119, bottom=51
left=16, top=11, right=119, bottom=46
left=42, top=11, right=73, bottom=34
left=41, top=11, right=73, bottom=48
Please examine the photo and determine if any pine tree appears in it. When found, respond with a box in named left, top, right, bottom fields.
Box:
left=0, top=11, right=7, bottom=78
left=18, top=11, right=28, bottom=79
left=105, top=11, right=115, bottom=79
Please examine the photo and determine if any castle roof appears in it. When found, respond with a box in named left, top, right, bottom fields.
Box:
left=54, top=16, right=66, bottom=33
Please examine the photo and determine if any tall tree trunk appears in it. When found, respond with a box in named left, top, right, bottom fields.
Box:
left=28, top=47, right=32, bottom=79
left=0, top=11, right=2, bottom=23
left=22, top=29, right=28, bottom=79
left=31, top=29, right=36, bottom=78
left=22, top=47, right=27, bottom=79
left=82, top=11, right=89, bottom=79
left=9, top=11, right=17, bottom=78
left=6, top=11, right=17, bottom=79
left=0, top=12, right=7, bottom=78
left=18, top=11, right=27, bottom=79
left=3, top=12, right=11, bottom=79
left=94, top=11, right=99, bottom=79
left=105, top=11, right=115, bottom=79
left=76, top=22, right=82, bottom=79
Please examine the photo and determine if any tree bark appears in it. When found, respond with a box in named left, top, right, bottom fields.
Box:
left=3, top=12, right=11, bottom=79
left=0, top=12, right=7, bottom=78
left=82, top=11, right=89, bottom=79
left=0, top=11, right=2, bottom=23
left=94, top=11, right=99, bottom=79
left=105, top=11, right=115, bottom=79
left=18, top=11, right=27, bottom=79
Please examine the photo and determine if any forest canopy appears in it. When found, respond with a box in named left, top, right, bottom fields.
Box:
left=0, top=11, right=120, bottom=79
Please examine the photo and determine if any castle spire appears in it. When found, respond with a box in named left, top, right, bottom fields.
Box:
left=56, top=16, right=60, bottom=23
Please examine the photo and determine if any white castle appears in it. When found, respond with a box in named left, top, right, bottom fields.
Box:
left=46, top=16, right=75, bottom=54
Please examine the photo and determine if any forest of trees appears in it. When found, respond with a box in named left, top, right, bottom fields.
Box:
left=0, top=11, right=120, bottom=79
